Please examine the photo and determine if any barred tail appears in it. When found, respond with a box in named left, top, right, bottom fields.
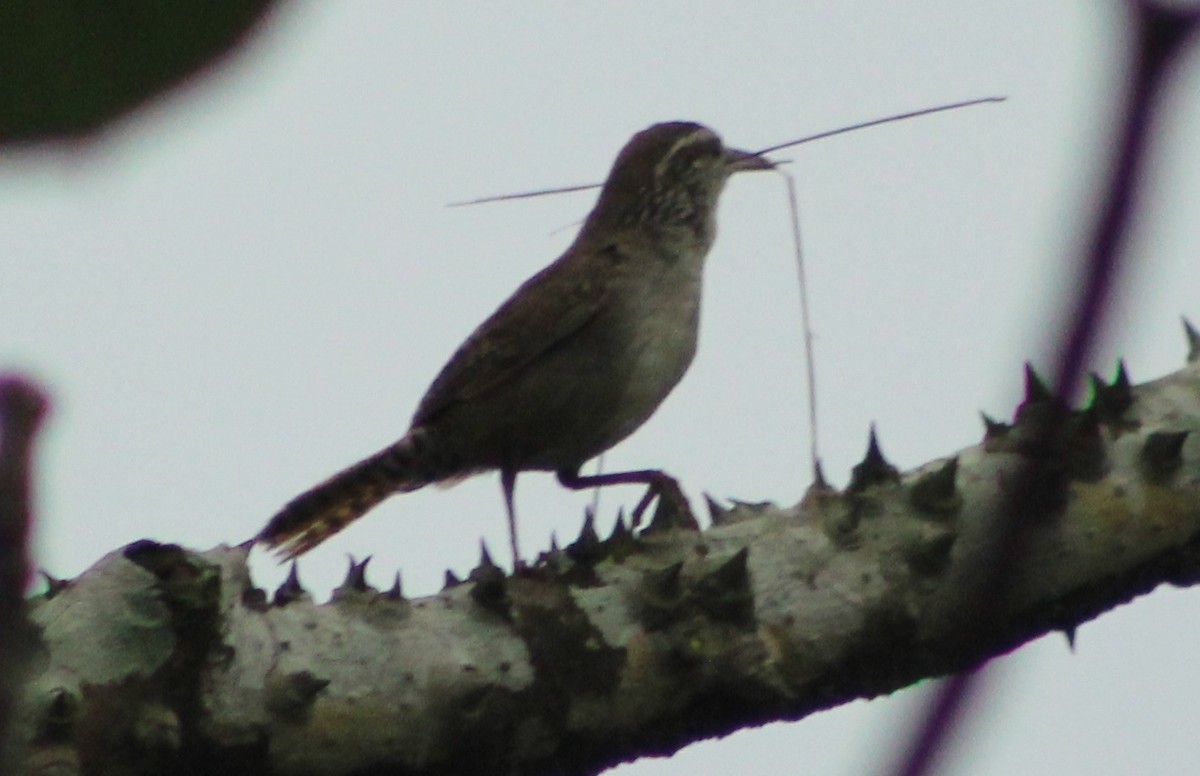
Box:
left=257, top=430, right=458, bottom=560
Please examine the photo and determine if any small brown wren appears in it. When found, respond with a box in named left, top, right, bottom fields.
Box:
left=257, top=122, right=774, bottom=565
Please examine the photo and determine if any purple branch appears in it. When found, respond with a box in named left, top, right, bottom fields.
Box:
left=885, top=4, right=1200, bottom=776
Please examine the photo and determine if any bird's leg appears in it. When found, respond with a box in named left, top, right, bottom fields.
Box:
left=556, top=467, right=694, bottom=530
left=500, top=467, right=521, bottom=570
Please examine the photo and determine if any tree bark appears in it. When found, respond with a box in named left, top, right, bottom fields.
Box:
left=9, top=345, right=1200, bottom=776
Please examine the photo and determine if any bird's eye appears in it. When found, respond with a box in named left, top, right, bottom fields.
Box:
left=676, top=139, right=722, bottom=170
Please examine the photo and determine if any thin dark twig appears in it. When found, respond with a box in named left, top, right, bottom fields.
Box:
left=779, top=170, right=821, bottom=476
left=448, top=98, right=1002, bottom=208
left=752, top=97, right=1005, bottom=156
left=447, top=182, right=601, bottom=207
left=0, top=375, right=50, bottom=770
left=886, top=4, right=1200, bottom=776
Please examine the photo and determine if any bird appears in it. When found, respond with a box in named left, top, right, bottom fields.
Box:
left=257, top=121, right=775, bottom=566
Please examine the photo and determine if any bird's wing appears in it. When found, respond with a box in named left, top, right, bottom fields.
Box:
left=412, top=253, right=610, bottom=425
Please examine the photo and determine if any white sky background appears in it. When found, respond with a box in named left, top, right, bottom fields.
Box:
left=3, top=2, right=1200, bottom=774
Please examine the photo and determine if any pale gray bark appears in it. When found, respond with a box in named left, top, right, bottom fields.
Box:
left=11, top=344, right=1200, bottom=776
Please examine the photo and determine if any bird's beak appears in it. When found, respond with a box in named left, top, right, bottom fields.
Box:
left=725, top=147, right=775, bottom=172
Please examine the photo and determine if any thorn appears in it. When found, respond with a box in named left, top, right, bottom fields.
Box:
left=289, top=671, right=330, bottom=705
left=384, top=572, right=405, bottom=602
left=1103, top=362, right=1133, bottom=416
left=478, top=540, right=496, bottom=571
left=567, top=510, right=603, bottom=563
left=40, top=686, right=81, bottom=735
left=331, top=555, right=377, bottom=602
left=642, top=477, right=700, bottom=534
left=607, top=512, right=630, bottom=542
left=549, top=532, right=560, bottom=554
left=865, top=425, right=885, bottom=465
left=603, top=512, right=637, bottom=561
left=903, top=528, right=957, bottom=576
left=443, top=570, right=463, bottom=590
left=39, top=570, right=70, bottom=599
left=693, top=548, right=754, bottom=626
left=266, top=670, right=330, bottom=722
left=1063, top=626, right=1077, bottom=652
left=1089, top=362, right=1135, bottom=426
left=577, top=510, right=597, bottom=543
left=909, top=457, right=961, bottom=517
left=634, top=561, right=686, bottom=629
left=1142, top=430, right=1189, bottom=476
left=643, top=561, right=683, bottom=601
left=705, top=493, right=728, bottom=527
left=274, top=561, right=309, bottom=606
left=1112, top=359, right=1132, bottom=399
left=981, top=411, right=1009, bottom=440
left=700, top=547, right=750, bottom=592
left=469, top=544, right=510, bottom=617
left=847, top=425, right=900, bottom=494
left=1185, top=316, right=1200, bottom=363
left=343, top=555, right=372, bottom=592
left=1015, top=364, right=1068, bottom=433
left=1022, top=362, right=1055, bottom=404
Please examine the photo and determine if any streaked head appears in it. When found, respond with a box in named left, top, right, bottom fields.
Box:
left=584, top=121, right=773, bottom=236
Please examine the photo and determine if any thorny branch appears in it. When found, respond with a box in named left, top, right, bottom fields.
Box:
left=10, top=347, right=1200, bottom=775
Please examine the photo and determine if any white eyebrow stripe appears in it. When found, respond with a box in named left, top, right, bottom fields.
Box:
left=653, top=127, right=720, bottom=179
